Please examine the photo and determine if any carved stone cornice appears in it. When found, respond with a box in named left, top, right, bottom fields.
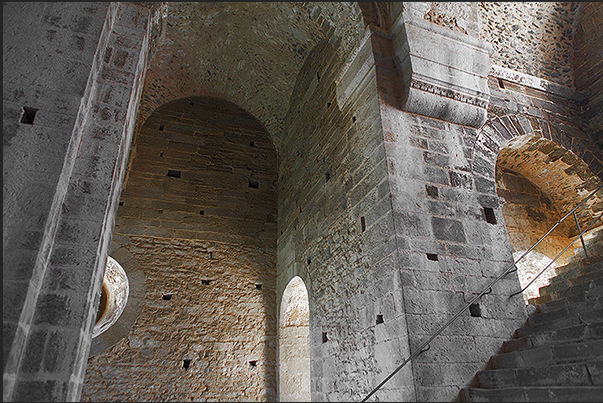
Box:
left=390, top=7, right=492, bottom=128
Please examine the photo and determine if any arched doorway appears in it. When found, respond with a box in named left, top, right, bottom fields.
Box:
left=495, top=135, right=603, bottom=302
left=279, top=276, right=310, bottom=402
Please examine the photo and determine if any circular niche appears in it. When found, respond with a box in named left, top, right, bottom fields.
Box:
left=89, top=240, right=146, bottom=356
left=93, top=256, right=129, bottom=338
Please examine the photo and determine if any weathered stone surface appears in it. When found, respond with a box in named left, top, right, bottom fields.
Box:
left=4, top=2, right=603, bottom=403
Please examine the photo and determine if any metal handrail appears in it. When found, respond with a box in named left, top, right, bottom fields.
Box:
left=361, top=184, right=603, bottom=402
left=509, top=212, right=602, bottom=297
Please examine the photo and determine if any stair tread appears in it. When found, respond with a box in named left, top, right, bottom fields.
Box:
left=476, top=361, right=603, bottom=388
left=460, top=385, right=603, bottom=402
left=504, top=321, right=603, bottom=352
left=491, top=339, right=603, bottom=369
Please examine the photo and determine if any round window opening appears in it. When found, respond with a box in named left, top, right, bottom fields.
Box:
left=93, top=256, right=129, bottom=338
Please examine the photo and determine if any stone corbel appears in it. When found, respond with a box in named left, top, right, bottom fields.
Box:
left=391, top=10, right=492, bottom=128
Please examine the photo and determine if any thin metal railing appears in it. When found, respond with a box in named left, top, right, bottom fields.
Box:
left=361, top=184, right=603, bottom=402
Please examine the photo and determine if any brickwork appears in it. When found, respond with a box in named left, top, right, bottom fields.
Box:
left=3, top=3, right=152, bottom=401
left=380, top=105, right=529, bottom=401
left=115, top=96, right=277, bottom=248
left=81, top=237, right=276, bottom=402
left=134, top=2, right=365, bottom=153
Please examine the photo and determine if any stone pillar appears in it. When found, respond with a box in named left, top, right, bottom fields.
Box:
left=3, top=3, right=152, bottom=401
left=368, top=3, right=528, bottom=401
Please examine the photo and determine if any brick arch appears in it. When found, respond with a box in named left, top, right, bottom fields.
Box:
left=471, top=114, right=599, bottom=183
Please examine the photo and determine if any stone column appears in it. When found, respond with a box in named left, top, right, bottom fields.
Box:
left=3, top=3, right=152, bottom=401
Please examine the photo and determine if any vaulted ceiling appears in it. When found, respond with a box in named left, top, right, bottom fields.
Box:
left=135, top=2, right=367, bottom=152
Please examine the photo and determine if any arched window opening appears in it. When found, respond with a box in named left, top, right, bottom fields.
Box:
left=279, top=276, right=310, bottom=402
left=93, top=256, right=129, bottom=338
left=495, top=135, right=603, bottom=303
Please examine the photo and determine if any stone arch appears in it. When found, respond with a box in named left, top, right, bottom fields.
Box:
left=278, top=275, right=311, bottom=402
left=472, top=115, right=601, bottom=183
left=472, top=115, right=603, bottom=302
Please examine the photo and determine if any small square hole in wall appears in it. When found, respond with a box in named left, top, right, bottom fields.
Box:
left=249, top=360, right=258, bottom=367
left=158, top=125, right=164, bottom=131
left=250, top=140, right=255, bottom=147
left=426, top=185, right=439, bottom=198
left=484, top=207, right=497, bottom=224
left=361, top=216, right=366, bottom=232
left=189, top=100, right=195, bottom=106
left=167, top=169, right=181, bottom=178
left=20, top=106, right=38, bottom=125
left=162, top=293, right=173, bottom=300
left=325, top=171, right=331, bottom=182
left=199, top=209, right=205, bottom=215
left=322, top=332, right=328, bottom=343
left=376, top=314, right=384, bottom=325
left=248, top=179, right=259, bottom=189
left=183, top=358, right=192, bottom=369
left=201, top=279, right=210, bottom=285
left=426, top=253, right=438, bottom=261
left=469, top=303, right=482, bottom=317
left=118, top=201, right=124, bottom=206
left=255, top=284, right=262, bottom=290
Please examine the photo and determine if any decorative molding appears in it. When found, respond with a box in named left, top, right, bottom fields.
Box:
left=490, top=65, right=586, bottom=102
left=410, top=79, right=489, bottom=109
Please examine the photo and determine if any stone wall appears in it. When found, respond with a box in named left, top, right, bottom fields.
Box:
left=573, top=2, right=603, bottom=149
left=4, top=3, right=153, bottom=401
left=379, top=104, right=529, bottom=401
left=479, top=2, right=579, bottom=88
left=81, top=96, right=278, bottom=402
left=276, top=31, right=414, bottom=401
left=3, top=1, right=109, bottom=373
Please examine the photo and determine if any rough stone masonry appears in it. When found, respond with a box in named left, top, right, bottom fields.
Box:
left=3, top=2, right=603, bottom=402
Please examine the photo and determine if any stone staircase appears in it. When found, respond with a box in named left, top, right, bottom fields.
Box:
left=458, top=251, right=603, bottom=401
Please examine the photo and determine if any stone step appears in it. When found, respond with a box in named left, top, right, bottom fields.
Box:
left=503, top=322, right=603, bottom=353
left=535, top=289, right=603, bottom=314
left=490, top=339, right=603, bottom=369
left=475, top=361, right=603, bottom=389
left=546, top=278, right=603, bottom=302
left=531, top=278, right=603, bottom=305
left=545, top=265, right=603, bottom=294
left=540, top=271, right=603, bottom=297
left=527, top=301, right=602, bottom=327
left=514, top=308, right=603, bottom=339
left=548, top=263, right=603, bottom=289
left=556, top=253, right=603, bottom=277
left=569, top=266, right=603, bottom=287
left=528, top=287, right=603, bottom=312
left=459, top=386, right=603, bottom=402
